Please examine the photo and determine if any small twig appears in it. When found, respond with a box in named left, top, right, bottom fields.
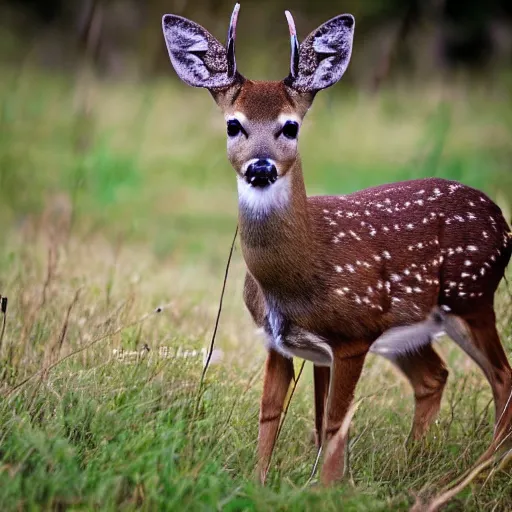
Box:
left=495, top=388, right=512, bottom=435
left=0, top=295, right=7, bottom=354
left=276, top=360, right=306, bottom=444
left=193, top=224, right=238, bottom=419
left=53, top=289, right=81, bottom=363
left=482, top=441, right=512, bottom=488
left=495, top=429, right=512, bottom=454
left=416, top=453, right=501, bottom=512
left=200, top=224, right=238, bottom=387
left=415, top=427, right=512, bottom=512
left=40, top=247, right=57, bottom=309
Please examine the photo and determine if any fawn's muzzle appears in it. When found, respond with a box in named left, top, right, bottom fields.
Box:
left=245, top=159, right=278, bottom=188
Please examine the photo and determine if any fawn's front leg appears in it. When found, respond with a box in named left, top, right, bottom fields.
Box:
left=257, top=349, right=295, bottom=484
left=321, top=342, right=368, bottom=485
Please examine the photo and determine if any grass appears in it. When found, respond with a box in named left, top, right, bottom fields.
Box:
left=0, top=64, right=511, bottom=511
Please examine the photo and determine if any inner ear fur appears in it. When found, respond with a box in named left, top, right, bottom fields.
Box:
left=285, top=14, right=355, bottom=94
left=162, top=14, right=243, bottom=90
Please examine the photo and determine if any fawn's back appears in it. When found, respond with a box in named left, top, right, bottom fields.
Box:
left=267, top=176, right=512, bottom=341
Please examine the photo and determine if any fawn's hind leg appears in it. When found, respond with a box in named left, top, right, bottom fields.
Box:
left=391, top=344, right=449, bottom=440
left=459, top=309, right=512, bottom=453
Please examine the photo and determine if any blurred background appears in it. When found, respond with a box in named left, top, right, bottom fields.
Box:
left=0, top=4, right=511, bottom=508
left=0, top=0, right=511, bottom=263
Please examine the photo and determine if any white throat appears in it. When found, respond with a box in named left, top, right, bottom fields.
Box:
left=237, top=174, right=291, bottom=218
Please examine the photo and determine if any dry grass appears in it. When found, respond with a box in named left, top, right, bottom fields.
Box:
left=0, top=206, right=510, bottom=511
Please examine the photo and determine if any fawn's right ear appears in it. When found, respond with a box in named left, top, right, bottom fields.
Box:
left=162, top=5, right=242, bottom=90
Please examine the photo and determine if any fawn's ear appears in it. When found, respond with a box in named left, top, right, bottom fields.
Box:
left=162, top=6, right=241, bottom=90
left=284, top=13, right=355, bottom=94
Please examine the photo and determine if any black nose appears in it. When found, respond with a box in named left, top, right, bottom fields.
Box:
left=245, top=159, right=277, bottom=188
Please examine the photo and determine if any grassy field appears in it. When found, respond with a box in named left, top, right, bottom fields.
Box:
left=0, top=65, right=512, bottom=510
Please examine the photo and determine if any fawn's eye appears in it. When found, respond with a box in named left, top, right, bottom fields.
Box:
left=227, top=119, right=243, bottom=137
left=281, top=121, right=299, bottom=140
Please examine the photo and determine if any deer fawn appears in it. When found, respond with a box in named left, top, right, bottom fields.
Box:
left=162, top=4, right=512, bottom=484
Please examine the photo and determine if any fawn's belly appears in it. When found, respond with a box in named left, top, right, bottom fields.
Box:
left=270, top=329, right=333, bottom=366
left=265, top=309, right=333, bottom=366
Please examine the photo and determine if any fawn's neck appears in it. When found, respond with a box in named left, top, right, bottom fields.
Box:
left=237, top=158, right=317, bottom=298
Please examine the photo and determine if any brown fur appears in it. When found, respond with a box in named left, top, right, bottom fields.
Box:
left=214, top=80, right=312, bottom=121
left=225, top=80, right=512, bottom=484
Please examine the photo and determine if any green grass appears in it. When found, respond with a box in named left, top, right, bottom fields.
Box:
left=0, top=65, right=511, bottom=510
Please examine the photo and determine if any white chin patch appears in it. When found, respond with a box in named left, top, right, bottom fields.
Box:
left=237, top=174, right=291, bottom=216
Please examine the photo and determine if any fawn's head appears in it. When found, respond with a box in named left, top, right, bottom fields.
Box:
left=162, top=4, right=354, bottom=190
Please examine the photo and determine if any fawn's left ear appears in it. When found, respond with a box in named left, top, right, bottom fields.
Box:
left=162, top=4, right=242, bottom=90
left=284, top=13, right=355, bottom=94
